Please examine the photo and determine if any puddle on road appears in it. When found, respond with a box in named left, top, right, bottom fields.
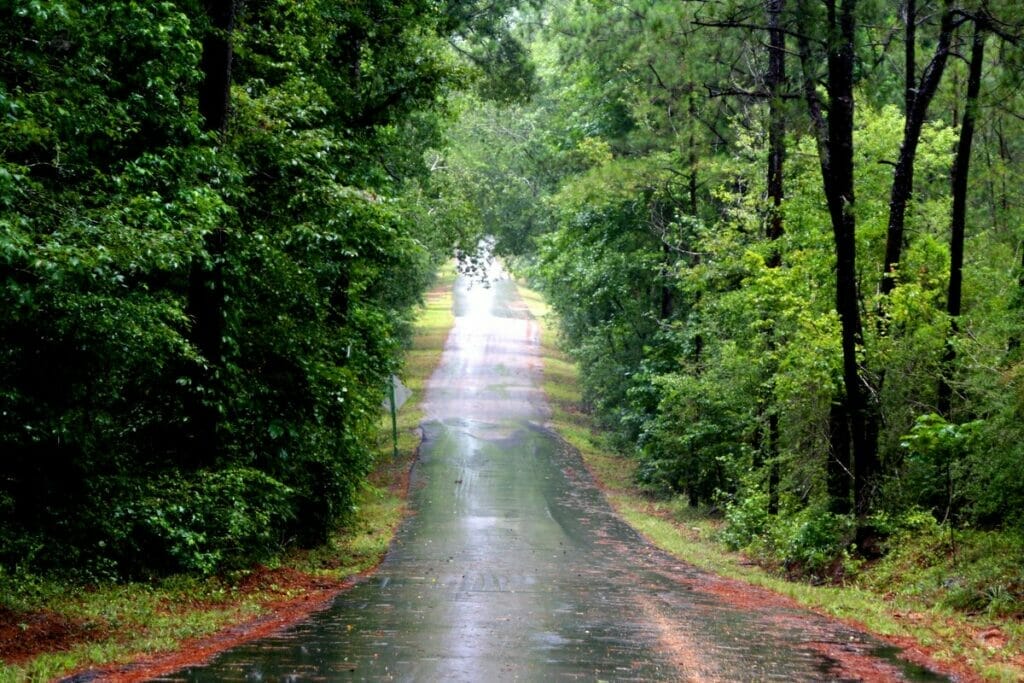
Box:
left=155, top=266, right=950, bottom=682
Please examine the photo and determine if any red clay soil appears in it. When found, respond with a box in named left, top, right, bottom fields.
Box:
left=60, top=566, right=370, bottom=683
left=694, top=573, right=980, bottom=682
left=54, top=455, right=419, bottom=682
left=0, top=607, right=109, bottom=666
left=616, top=499, right=984, bottom=682
left=572, top=465, right=984, bottom=682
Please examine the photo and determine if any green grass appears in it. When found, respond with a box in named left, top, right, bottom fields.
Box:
left=0, top=583, right=267, bottom=683
left=517, top=280, right=1024, bottom=682
left=0, top=264, right=458, bottom=683
left=388, top=260, right=456, bottom=450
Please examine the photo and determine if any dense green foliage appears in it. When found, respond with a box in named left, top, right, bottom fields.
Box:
left=0, top=0, right=533, bottom=580
left=4, top=0, right=1024, bottom=611
left=443, top=0, right=1024, bottom=593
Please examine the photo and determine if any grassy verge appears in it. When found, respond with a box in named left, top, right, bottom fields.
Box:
left=0, top=264, right=457, bottom=683
left=516, top=282, right=1024, bottom=682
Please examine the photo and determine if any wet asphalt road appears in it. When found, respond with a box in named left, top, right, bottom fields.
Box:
left=156, top=263, right=949, bottom=681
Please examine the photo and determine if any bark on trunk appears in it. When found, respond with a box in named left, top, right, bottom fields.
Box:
left=766, top=0, right=785, bottom=251
left=938, top=27, right=985, bottom=416
left=828, top=0, right=867, bottom=516
left=187, top=0, right=237, bottom=466
left=881, top=1, right=955, bottom=297
left=827, top=402, right=852, bottom=513
left=904, top=0, right=916, bottom=115
left=765, top=0, right=785, bottom=514
left=688, top=93, right=699, bottom=216
left=798, top=0, right=880, bottom=519
left=198, top=0, right=236, bottom=135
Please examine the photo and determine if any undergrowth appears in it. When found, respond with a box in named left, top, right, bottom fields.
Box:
left=517, top=279, right=1024, bottom=682
left=0, top=264, right=457, bottom=682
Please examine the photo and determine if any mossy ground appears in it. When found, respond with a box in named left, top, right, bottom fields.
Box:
left=0, top=264, right=457, bottom=683
left=517, top=281, right=1024, bottom=682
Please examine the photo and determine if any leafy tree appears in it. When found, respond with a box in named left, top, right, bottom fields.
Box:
left=0, top=0, right=535, bottom=579
left=447, top=0, right=1024, bottom=572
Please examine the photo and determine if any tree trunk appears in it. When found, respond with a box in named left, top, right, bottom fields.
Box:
left=187, top=0, right=237, bottom=466
left=938, top=27, right=985, bottom=416
left=798, top=0, right=880, bottom=520
left=904, top=0, right=916, bottom=115
left=688, top=92, right=699, bottom=216
left=1014, top=248, right=1024, bottom=353
left=827, top=402, right=852, bottom=513
left=827, top=0, right=868, bottom=517
left=650, top=201, right=674, bottom=320
left=880, top=1, right=955, bottom=297
left=764, top=0, right=785, bottom=515
left=660, top=242, right=674, bottom=319
left=198, top=0, right=236, bottom=135
left=688, top=93, right=702, bottom=365
left=766, top=0, right=785, bottom=253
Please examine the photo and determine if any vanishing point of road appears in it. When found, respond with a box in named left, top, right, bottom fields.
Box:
left=155, top=262, right=949, bottom=682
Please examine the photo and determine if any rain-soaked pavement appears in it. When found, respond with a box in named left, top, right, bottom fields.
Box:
left=156, top=261, right=950, bottom=681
